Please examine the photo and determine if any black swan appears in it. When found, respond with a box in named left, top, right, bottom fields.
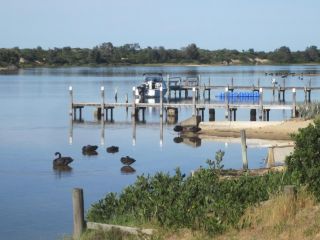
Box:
left=185, top=126, right=201, bottom=133
left=120, top=156, right=136, bottom=165
left=173, top=125, right=183, bottom=132
left=53, top=152, right=73, bottom=166
left=82, top=145, right=98, bottom=152
left=106, top=146, right=119, bottom=153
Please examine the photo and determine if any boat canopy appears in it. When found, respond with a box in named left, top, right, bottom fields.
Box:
left=143, top=73, right=163, bottom=83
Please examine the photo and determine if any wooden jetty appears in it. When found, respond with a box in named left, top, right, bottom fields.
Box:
left=68, top=83, right=312, bottom=123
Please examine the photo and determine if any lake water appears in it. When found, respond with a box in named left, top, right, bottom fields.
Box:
left=1, top=65, right=320, bottom=240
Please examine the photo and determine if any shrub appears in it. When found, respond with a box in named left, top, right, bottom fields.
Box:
left=286, top=118, right=320, bottom=199
left=87, top=151, right=292, bottom=235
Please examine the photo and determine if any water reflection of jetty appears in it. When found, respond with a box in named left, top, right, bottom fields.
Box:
left=69, top=116, right=165, bottom=147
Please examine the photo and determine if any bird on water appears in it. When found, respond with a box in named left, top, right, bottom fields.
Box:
left=120, top=156, right=136, bottom=165
left=106, top=146, right=119, bottom=153
left=53, top=152, right=73, bottom=166
left=82, top=145, right=98, bottom=152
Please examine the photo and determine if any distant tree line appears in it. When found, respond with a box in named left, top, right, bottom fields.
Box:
left=0, top=43, right=319, bottom=68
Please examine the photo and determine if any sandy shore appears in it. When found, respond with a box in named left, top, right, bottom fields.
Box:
left=199, top=119, right=313, bottom=140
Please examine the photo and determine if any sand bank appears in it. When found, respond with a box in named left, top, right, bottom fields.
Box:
left=199, top=119, right=313, bottom=140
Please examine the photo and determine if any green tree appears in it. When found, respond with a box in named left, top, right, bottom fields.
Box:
left=304, top=46, right=319, bottom=62
left=269, top=46, right=293, bottom=63
left=183, top=43, right=200, bottom=61
left=286, top=118, right=320, bottom=199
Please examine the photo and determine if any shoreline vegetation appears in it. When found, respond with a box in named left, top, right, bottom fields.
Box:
left=1, top=43, right=320, bottom=72
left=82, top=118, right=320, bottom=240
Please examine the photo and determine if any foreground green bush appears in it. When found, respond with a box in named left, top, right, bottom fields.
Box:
left=87, top=155, right=292, bottom=234
left=286, top=118, right=320, bottom=199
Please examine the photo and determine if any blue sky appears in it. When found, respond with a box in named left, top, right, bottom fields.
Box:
left=1, top=0, right=319, bottom=51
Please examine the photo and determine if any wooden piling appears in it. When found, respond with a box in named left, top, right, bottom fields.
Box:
left=292, top=88, right=296, bottom=118
left=250, top=109, right=256, bottom=121
left=284, top=185, right=297, bottom=201
left=224, top=87, right=229, bottom=119
left=240, top=130, right=248, bottom=170
left=100, top=86, right=105, bottom=117
left=69, top=86, right=73, bottom=116
left=72, top=188, right=85, bottom=239
left=259, top=88, right=263, bottom=120
left=209, top=108, right=215, bottom=121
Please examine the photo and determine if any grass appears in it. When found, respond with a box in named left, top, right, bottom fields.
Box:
left=217, top=188, right=320, bottom=240
left=75, top=188, right=320, bottom=240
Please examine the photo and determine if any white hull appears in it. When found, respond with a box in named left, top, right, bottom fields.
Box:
left=135, top=88, right=167, bottom=98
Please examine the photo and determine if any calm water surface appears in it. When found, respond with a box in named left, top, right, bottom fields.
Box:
left=1, top=65, right=320, bottom=239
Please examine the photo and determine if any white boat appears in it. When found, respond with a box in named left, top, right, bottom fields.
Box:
left=135, top=73, right=167, bottom=98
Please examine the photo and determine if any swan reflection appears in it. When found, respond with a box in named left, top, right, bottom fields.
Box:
left=120, top=166, right=136, bottom=175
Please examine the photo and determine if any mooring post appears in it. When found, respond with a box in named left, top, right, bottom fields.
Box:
left=284, top=185, right=297, bottom=201
left=72, top=188, right=85, bottom=239
left=259, top=88, right=263, bottom=120
left=240, top=130, right=248, bottom=170
left=307, top=89, right=311, bottom=103
left=209, top=108, right=215, bottom=121
left=192, top=87, right=196, bottom=116
left=292, top=88, right=296, bottom=118
left=160, top=86, right=163, bottom=117
left=304, top=86, right=308, bottom=103
left=69, top=86, right=73, bottom=116
left=250, top=109, right=256, bottom=121
left=100, top=86, right=105, bottom=118
left=132, top=87, right=136, bottom=117
left=224, top=87, right=229, bottom=119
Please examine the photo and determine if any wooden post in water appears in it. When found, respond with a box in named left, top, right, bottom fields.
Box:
left=192, top=87, right=196, bottom=116
left=240, top=130, right=248, bottom=170
left=209, top=108, right=215, bottom=121
left=160, top=86, right=163, bottom=117
left=100, top=86, right=105, bottom=119
left=224, top=87, right=229, bottom=119
left=69, top=86, right=73, bottom=117
left=259, top=88, right=263, bottom=120
left=73, top=188, right=85, bottom=239
left=292, top=88, right=296, bottom=118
